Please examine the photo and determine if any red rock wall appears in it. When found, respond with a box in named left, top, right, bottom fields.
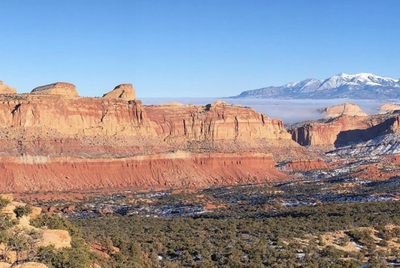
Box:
left=0, top=153, right=287, bottom=193
left=145, top=102, right=290, bottom=142
left=290, top=114, right=400, bottom=146
left=0, top=95, right=299, bottom=193
left=0, top=95, right=149, bottom=137
left=0, top=95, right=295, bottom=158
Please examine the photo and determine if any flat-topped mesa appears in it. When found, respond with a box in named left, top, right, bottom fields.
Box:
left=103, top=83, right=136, bottom=100
left=31, top=82, right=79, bottom=97
left=0, top=80, right=17, bottom=94
left=319, top=103, right=367, bottom=118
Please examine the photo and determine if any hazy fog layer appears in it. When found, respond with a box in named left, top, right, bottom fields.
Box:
left=142, top=98, right=387, bottom=124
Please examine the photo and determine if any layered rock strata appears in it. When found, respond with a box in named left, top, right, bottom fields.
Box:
left=0, top=153, right=288, bottom=192
left=0, top=95, right=298, bottom=156
left=0, top=94, right=301, bottom=193
left=290, top=113, right=400, bottom=147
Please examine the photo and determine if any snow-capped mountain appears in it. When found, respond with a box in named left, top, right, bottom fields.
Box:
left=233, top=73, right=400, bottom=99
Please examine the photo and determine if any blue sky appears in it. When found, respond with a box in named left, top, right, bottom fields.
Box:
left=1, top=1, right=399, bottom=98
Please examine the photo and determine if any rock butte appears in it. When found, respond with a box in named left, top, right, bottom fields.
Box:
left=0, top=82, right=310, bottom=193
left=380, top=103, right=400, bottom=112
left=0, top=80, right=17, bottom=94
left=319, top=103, right=368, bottom=118
left=31, top=82, right=79, bottom=97
left=103, top=83, right=136, bottom=100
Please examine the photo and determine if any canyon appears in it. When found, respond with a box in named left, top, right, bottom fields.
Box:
left=0, top=81, right=399, bottom=196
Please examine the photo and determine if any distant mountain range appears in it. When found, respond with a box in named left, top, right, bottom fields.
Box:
left=232, top=73, right=400, bottom=99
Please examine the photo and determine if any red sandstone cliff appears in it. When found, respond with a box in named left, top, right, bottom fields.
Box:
left=0, top=94, right=303, bottom=193
left=0, top=95, right=301, bottom=158
left=146, top=100, right=290, bottom=144
left=290, top=113, right=400, bottom=147
left=0, top=153, right=288, bottom=192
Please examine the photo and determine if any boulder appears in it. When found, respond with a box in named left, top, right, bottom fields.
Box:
left=31, top=82, right=79, bottom=97
left=39, top=229, right=71, bottom=249
left=0, top=80, right=17, bottom=94
left=103, top=84, right=135, bottom=100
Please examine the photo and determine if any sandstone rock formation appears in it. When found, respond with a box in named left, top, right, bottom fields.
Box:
left=0, top=153, right=288, bottom=192
left=0, top=195, right=70, bottom=266
left=31, top=82, right=79, bottom=97
left=290, top=112, right=400, bottom=147
left=39, top=230, right=71, bottom=249
left=0, top=200, right=27, bottom=219
left=319, top=103, right=367, bottom=118
left=379, top=103, right=400, bottom=112
left=0, top=95, right=298, bottom=157
left=0, top=93, right=307, bottom=193
left=103, top=83, right=135, bottom=100
left=146, top=100, right=291, bottom=143
left=0, top=81, right=17, bottom=94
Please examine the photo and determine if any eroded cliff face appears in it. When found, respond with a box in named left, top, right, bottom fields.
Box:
left=146, top=101, right=290, bottom=143
left=0, top=95, right=299, bottom=157
left=0, top=95, right=299, bottom=193
left=290, top=113, right=400, bottom=147
left=0, top=153, right=288, bottom=192
left=0, top=94, right=148, bottom=137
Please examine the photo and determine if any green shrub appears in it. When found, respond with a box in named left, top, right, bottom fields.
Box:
left=14, top=205, right=32, bottom=218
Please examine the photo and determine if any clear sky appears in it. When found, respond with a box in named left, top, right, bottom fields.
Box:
left=1, top=1, right=399, bottom=98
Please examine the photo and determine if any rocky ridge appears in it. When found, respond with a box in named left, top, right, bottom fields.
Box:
left=0, top=81, right=305, bottom=193
left=289, top=105, right=400, bottom=147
